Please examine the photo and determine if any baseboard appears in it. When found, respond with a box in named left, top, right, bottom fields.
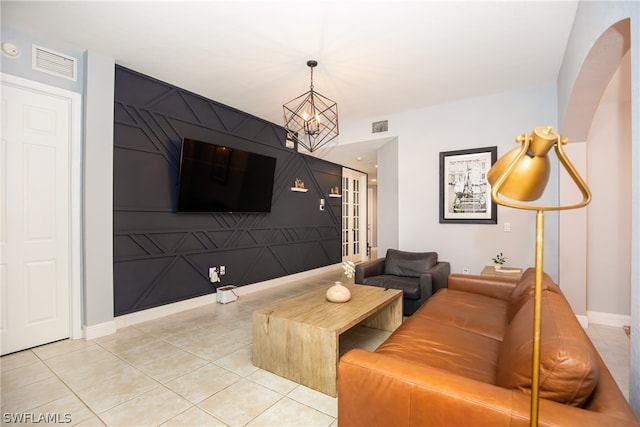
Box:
left=84, top=320, right=117, bottom=340
left=587, top=310, right=631, bottom=328
left=112, top=263, right=342, bottom=330
left=236, top=263, right=341, bottom=296
left=576, top=314, right=589, bottom=329
left=114, top=293, right=218, bottom=330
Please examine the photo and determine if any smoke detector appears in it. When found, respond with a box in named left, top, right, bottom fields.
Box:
left=1, top=42, right=21, bottom=58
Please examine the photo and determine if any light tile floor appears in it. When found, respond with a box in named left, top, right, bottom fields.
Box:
left=1, top=269, right=631, bottom=426
left=586, top=322, right=631, bottom=401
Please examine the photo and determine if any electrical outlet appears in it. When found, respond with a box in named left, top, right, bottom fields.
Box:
left=220, top=265, right=225, bottom=275
left=208, top=267, right=220, bottom=283
left=462, top=267, right=469, bottom=274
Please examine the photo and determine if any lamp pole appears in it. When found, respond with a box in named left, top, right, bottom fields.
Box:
left=530, top=209, right=545, bottom=426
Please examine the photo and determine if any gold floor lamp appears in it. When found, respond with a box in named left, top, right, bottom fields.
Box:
left=486, top=126, right=591, bottom=427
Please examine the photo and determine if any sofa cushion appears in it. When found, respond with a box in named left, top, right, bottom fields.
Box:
left=363, top=275, right=420, bottom=299
left=376, top=315, right=500, bottom=385
left=508, top=268, right=561, bottom=322
left=496, top=292, right=599, bottom=407
left=418, top=289, right=509, bottom=340
left=384, top=249, right=437, bottom=278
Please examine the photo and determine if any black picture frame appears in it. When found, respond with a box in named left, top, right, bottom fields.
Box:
left=439, top=146, right=497, bottom=224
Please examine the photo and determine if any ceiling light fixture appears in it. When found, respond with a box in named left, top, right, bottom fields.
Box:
left=283, top=60, right=339, bottom=152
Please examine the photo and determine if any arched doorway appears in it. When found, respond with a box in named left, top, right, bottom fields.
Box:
left=560, top=19, right=631, bottom=321
left=559, top=16, right=633, bottom=394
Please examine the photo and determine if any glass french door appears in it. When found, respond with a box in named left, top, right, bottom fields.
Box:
left=342, top=168, right=367, bottom=264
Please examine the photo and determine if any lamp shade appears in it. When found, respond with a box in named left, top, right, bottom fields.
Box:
left=487, top=126, right=558, bottom=201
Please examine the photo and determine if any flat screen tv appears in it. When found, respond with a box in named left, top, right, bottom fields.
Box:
left=177, top=138, right=277, bottom=213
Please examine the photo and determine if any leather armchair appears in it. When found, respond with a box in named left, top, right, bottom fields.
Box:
left=355, top=249, right=450, bottom=315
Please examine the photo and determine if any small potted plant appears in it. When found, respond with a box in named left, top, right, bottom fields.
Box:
left=342, top=260, right=356, bottom=280
left=492, top=252, right=507, bottom=270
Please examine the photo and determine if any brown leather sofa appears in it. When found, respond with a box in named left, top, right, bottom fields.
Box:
left=338, top=269, right=639, bottom=426
left=355, top=249, right=450, bottom=315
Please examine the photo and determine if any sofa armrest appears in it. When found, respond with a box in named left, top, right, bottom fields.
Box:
left=355, top=258, right=385, bottom=283
left=338, top=349, right=635, bottom=427
left=448, top=273, right=518, bottom=301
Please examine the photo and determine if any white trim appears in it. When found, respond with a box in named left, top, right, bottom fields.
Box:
left=576, top=314, right=589, bottom=329
left=69, top=83, right=83, bottom=340
left=113, top=264, right=342, bottom=329
left=587, top=310, right=631, bottom=328
left=342, top=168, right=368, bottom=264
left=84, top=321, right=117, bottom=340
left=115, top=293, right=218, bottom=329
left=0, top=73, right=83, bottom=341
left=236, top=264, right=341, bottom=296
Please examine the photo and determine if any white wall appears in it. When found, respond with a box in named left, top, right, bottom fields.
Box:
left=367, top=185, right=378, bottom=252
left=376, top=138, right=399, bottom=256
left=341, top=84, right=559, bottom=278
left=557, top=57, right=631, bottom=322
left=588, top=99, right=632, bottom=317
left=557, top=1, right=639, bottom=415
left=0, top=24, right=84, bottom=93
left=558, top=142, right=589, bottom=319
left=82, top=50, right=115, bottom=336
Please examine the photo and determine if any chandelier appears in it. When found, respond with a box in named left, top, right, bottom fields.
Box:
left=283, top=60, right=339, bottom=152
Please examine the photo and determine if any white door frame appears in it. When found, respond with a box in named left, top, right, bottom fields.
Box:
left=2, top=73, right=83, bottom=340
left=342, top=168, right=368, bottom=264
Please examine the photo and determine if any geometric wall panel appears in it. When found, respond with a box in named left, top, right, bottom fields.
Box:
left=113, top=66, right=342, bottom=316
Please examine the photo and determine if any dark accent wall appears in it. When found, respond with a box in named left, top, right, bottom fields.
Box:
left=113, top=66, right=342, bottom=316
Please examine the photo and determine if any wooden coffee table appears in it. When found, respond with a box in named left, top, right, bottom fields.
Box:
left=252, top=283, right=402, bottom=396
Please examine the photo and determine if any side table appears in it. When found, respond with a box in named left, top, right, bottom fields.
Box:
left=480, top=265, right=523, bottom=280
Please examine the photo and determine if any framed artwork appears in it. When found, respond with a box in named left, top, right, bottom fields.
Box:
left=439, top=146, right=497, bottom=224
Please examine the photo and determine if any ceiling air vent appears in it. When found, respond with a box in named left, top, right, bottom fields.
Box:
left=372, top=120, right=388, bottom=134
left=32, top=45, right=77, bottom=81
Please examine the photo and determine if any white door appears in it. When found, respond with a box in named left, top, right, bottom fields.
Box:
left=342, top=168, right=367, bottom=264
left=1, top=81, right=72, bottom=355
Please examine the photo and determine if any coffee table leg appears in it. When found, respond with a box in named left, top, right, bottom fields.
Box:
left=360, top=294, right=403, bottom=331
left=253, top=311, right=338, bottom=396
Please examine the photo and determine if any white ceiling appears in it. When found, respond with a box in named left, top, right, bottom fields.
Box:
left=2, top=0, right=579, bottom=180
